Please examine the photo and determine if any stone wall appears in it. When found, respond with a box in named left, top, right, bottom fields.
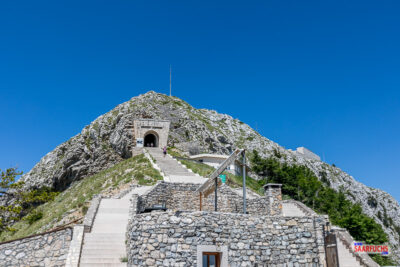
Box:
left=0, top=227, right=73, bottom=267
left=138, top=181, right=276, bottom=215
left=127, top=210, right=327, bottom=266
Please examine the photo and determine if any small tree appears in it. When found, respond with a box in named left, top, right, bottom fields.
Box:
left=0, top=168, right=24, bottom=232
left=0, top=168, right=59, bottom=233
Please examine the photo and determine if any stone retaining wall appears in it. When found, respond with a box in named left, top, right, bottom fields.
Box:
left=138, top=181, right=277, bottom=215
left=127, top=210, right=327, bottom=266
left=0, top=227, right=73, bottom=267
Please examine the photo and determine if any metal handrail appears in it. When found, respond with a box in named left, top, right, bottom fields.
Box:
left=0, top=216, right=83, bottom=245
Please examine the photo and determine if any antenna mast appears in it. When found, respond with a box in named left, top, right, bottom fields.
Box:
left=169, top=65, right=172, bottom=97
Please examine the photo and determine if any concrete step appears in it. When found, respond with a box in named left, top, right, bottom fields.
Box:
left=83, top=239, right=126, bottom=244
left=91, top=215, right=129, bottom=219
left=84, top=233, right=125, bottom=237
left=81, top=252, right=127, bottom=258
left=81, top=247, right=125, bottom=253
left=99, top=202, right=130, bottom=208
left=82, top=237, right=125, bottom=243
left=81, top=249, right=126, bottom=255
left=83, top=238, right=125, bottom=243
left=98, top=202, right=130, bottom=206
left=92, top=214, right=129, bottom=219
left=82, top=246, right=125, bottom=251
left=282, top=203, right=306, bottom=217
left=337, top=238, right=362, bottom=267
left=83, top=236, right=125, bottom=241
left=80, top=263, right=127, bottom=267
left=90, top=225, right=127, bottom=229
left=94, top=212, right=129, bottom=216
left=80, top=258, right=126, bottom=264
left=92, top=215, right=128, bottom=219
left=91, top=223, right=127, bottom=228
left=168, top=175, right=207, bottom=184
left=90, top=229, right=127, bottom=233
left=81, top=253, right=126, bottom=259
left=91, top=224, right=127, bottom=228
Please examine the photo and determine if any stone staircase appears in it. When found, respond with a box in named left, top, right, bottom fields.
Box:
left=337, top=237, right=363, bottom=267
left=147, top=148, right=207, bottom=183
left=282, top=201, right=307, bottom=217
left=79, top=186, right=151, bottom=267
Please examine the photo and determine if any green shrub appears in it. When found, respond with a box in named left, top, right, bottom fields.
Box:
left=21, top=186, right=59, bottom=209
left=24, top=210, right=43, bottom=225
left=319, top=171, right=330, bottom=186
left=81, top=206, right=89, bottom=215
left=272, top=148, right=282, bottom=158
left=370, top=254, right=397, bottom=266
left=394, top=225, right=400, bottom=238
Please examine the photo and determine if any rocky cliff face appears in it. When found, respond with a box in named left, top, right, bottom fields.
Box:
left=20, top=91, right=400, bottom=259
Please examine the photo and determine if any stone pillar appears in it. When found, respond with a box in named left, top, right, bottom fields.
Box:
left=264, top=183, right=282, bottom=215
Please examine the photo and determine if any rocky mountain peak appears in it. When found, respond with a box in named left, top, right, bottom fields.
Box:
left=20, top=91, right=400, bottom=260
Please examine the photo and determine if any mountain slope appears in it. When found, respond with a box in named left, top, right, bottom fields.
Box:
left=20, top=91, right=400, bottom=261
left=1, top=154, right=162, bottom=242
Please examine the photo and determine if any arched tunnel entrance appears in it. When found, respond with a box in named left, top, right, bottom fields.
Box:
left=144, top=133, right=158, bottom=147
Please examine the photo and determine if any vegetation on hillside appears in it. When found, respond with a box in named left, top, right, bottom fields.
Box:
left=0, top=154, right=162, bottom=242
left=250, top=150, right=396, bottom=266
left=0, top=168, right=58, bottom=233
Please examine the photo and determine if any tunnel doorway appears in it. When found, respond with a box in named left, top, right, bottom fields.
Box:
left=144, top=133, right=158, bottom=147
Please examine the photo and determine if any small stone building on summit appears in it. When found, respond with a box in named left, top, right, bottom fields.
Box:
left=133, top=119, right=170, bottom=148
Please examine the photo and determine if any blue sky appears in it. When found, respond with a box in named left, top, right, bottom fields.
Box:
left=0, top=1, right=399, bottom=201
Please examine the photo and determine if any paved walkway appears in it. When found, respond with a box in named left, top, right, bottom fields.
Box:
left=147, top=148, right=207, bottom=183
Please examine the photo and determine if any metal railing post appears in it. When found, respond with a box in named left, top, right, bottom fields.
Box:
left=242, top=150, right=247, bottom=214
left=215, top=177, right=218, bottom=211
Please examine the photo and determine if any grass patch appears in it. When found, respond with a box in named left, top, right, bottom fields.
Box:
left=0, top=154, right=162, bottom=242
left=177, top=156, right=263, bottom=195
left=180, top=160, right=214, bottom=177
left=225, top=172, right=264, bottom=195
left=24, top=210, right=43, bottom=225
left=167, top=147, right=184, bottom=158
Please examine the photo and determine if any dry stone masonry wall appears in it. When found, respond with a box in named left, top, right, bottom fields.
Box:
left=127, top=211, right=327, bottom=267
left=0, top=227, right=72, bottom=267
left=264, top=184, right=283, bottom=216
left=138, top=181, right=279, bottom=215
